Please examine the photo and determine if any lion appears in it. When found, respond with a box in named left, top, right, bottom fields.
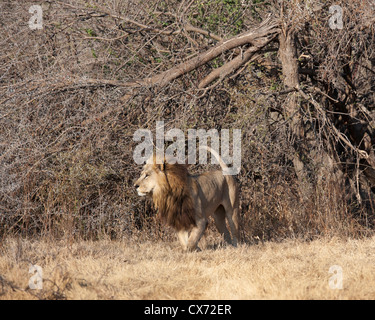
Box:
left=134, top=147, right=240, bottom=251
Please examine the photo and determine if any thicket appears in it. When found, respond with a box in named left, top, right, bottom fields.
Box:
left=1, top=0, right=375, bottom=243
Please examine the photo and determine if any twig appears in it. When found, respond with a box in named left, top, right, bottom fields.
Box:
left=296, top=86, right=369, bottom=159
left=82, top=33, right=129, bottom=41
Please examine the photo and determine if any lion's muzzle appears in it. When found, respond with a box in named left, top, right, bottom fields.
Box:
left=134, top=182, right=147, bottom=196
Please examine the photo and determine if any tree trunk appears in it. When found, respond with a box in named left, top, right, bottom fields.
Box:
left=278, top=28, right=308, bottom=184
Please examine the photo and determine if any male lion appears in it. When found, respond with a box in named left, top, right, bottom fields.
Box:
left=134, top=147, right=240, bottom=251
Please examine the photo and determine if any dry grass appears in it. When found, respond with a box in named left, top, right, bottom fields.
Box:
left=1, top=0, right=375, bottom=301
left=1, top=236, right=375, bottom=300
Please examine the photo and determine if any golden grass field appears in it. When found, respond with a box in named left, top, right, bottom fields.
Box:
left=1, top=235, right=375, bottom=300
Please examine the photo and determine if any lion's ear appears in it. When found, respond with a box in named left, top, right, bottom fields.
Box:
left=160, top=162, right=165, bottom=171
left=155, top=162, right=165, bottom=172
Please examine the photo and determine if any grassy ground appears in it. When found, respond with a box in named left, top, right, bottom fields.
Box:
left=1, top=236, right=375, bottom=300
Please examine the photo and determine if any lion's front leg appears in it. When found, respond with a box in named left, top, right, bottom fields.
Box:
left=177, top=230, right=189, bottom=251
left=186, top=218, right=207, bottom=252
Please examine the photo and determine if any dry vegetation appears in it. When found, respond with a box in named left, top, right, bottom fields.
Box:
left=1, top=236, right=375, bottom=300
left=1, top=0, right=375, bottom=241
left=1, top=0, right=375, bottom=300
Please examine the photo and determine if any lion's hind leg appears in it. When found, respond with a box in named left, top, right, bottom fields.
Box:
left=213, top=205, right=232, bottom=245
left=224, top=204, right=239, bottom=247
left=218, top=195, right=239, bottom=247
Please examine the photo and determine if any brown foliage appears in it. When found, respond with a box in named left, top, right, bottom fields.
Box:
left=1, top=0, right=375, bottom=242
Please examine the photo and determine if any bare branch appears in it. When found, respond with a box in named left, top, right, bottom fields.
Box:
left=137, top=17, right=280, bottom=89
left=198, top=35, right=277, bottom=88
left=296, top=86, right=369, bottom=160
left=184, top=22, right=222, bottom=42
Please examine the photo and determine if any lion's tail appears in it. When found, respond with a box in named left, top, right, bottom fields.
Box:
left=199, top=146, right=230, bottom=174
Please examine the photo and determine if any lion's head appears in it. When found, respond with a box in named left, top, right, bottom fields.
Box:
left=134, top=156, right=196, bottom=231
left=133, top=160, right=162, bottom=197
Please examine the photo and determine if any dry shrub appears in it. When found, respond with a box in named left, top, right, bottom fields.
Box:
left=236, top=89, right=372, bottom=243
left=1, top=0, right=374, bottom=243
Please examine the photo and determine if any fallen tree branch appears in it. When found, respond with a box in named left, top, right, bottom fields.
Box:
left=56, top=1, right=280, bottom=93
left=137, top=16, right=280, bottom=89
left=198, top=34, right=278, bottom=88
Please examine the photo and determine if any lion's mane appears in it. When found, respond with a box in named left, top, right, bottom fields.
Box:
left=152, top=163, right=196, bottom=231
